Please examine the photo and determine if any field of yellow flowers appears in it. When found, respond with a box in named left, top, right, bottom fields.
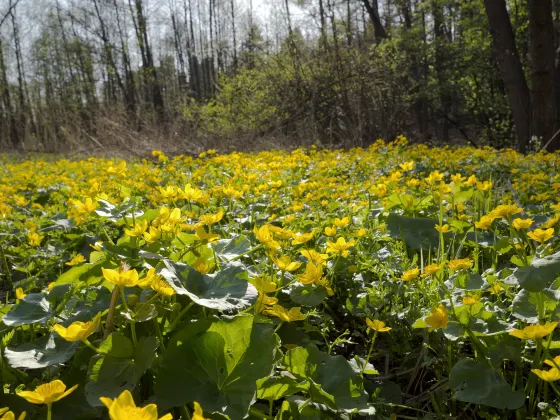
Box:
left=1, top=139, right=560, bottom=419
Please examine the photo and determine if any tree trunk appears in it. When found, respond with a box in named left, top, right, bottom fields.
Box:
left=529, top=1, right=556, bottom=150
left=362, top=0, right=388, bottom=41
left=483, top=0, right=531, bottom=153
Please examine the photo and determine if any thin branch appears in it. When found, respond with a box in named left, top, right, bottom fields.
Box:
left=0, top=0, right=20, bottom=28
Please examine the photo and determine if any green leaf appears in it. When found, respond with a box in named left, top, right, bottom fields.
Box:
left=386, top=213, right=439, bottom=250
left=54, top=259, right=106, bottom=286
left=3, top=293, right=53, bottom=326
left=289, top=284, right=327, bottom=307
left=449, top=359, right=524, bottom=409
left=98, top=332, right=134, bottom=358
left=214, top=236, right=252, bottom=261
left=494, top=237, right=512, bottom=255
left=512, top=290, right=558, bottom=323
left=155, top=315, right=277, bottom=419
left=85, top=336, right=157, bottom=406
left=507, top=251, right=560, bottom=292
left=283, top=345, right=369, bottom=411
left=256, top=376, right=309, bottom=401
left=489, top=336, right=522, bottom=367
left=5, top=333, right=79, bottom=369
left=161, top=260, right=257, bottom=311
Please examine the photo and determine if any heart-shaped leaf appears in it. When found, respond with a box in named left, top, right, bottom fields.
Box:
left=160, top=260, right=257, bottom=311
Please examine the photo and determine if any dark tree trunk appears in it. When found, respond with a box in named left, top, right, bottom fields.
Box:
left=362, top=0, right=388, bottom=41
left=529, top=1, right=556, bottom=150
left=483, top=0, right=531, bottom=153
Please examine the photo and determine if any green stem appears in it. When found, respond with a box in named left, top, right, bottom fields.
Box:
left=166, top=302, right=195, bottom=333
left=362, top=331, right=378, bottom=376
left=120, top=289, right=137, bottom=346
left=0, top=241, right=13, bottom=291
left=47, top=403, right=52, bottom=420
left=82, top=339, right=105, bottom=354
left=153, top=318, right=166, bottom=351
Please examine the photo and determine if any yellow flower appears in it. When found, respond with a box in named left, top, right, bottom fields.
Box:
left=531, top=368, right=560, bottom=382
left=399, top=161, right=415, bottom=171
left=0, top=409, right=26, bottom=420
left=150, top=277, right=175, bottom=297
left=194, top=226, right=220, bottom=244
left=143, top=227, right=162, bottom=244
left=512, top=218, right=533, bottom=230
left=448, top=258, right=473, bottom=271
left=192, top=259, right=212, bottom=274
left=272, top=255, right=302, bottom=272
left=254, top=225, right=281, bottom=249
left=476, top=180, right=493, bottom=191
left=255, top=293, right=279, bottom=313
left=489, top=204, right=523, bottom=219
left=399, top=267, right=419, bottom=281
left=102, top=267, right=140, bottom=288
left=53, top=313, right=101, bottom=343
left=249, top=276, right=278, bottom=293
left=99, top=390, right=172, bottom=420
left=333, top=217, right=350, bottom=228
left=509, top=322, right=558, bottom=340
left=27, top=232, right=43, bottom=247
left=66, top=255, right=86, bottom=266
left=138, top=268, right=160, bottom=289
left=451, top=173, right=466, bottom=183
left=435, top=224, right=449, bottom=233
left=474, top=215, right=494, bottom=230
left=356, top=228, right=368, bottom=237
left=488, top=282, right=504, bottom=295
left=542, top=214, right=560, bottom=229
left=528, top=228, right=554, bottom=243
left=365, top=318, right=391, bottom=332
left=462, top=295, right=479, bottom=305
left=70, top=197, right=97, bottom=215
left=324, top=226, right=337, bottom=236
left=107, top=161, right=127, bottom=175
left=421, top=264, right=442, bottom=278
left=300, top=249, right=328, bottom=265
left=425, top=304, right=448, bottom=332
left=291, top=231, right=315, bottom=245
left=264, top=305, right=305, bottom=322
left=297, top=262, right=323, bottom=285
left=15, top=288, right=26, bottom=300
left=17, top=380, right=78, bottom=405
left=125, top=220, right=149, bottom=237
left=199, top=210, right=224, bottom=226
left=325, top=237, right=355, bottom=257
left=192, top=402, right=208, bottom=420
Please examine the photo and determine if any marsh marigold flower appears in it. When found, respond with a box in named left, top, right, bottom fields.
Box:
left=292, top=231, right=315, bottom=245
left=100, top=390, right=172, bottom=420
left=512, top=218, right=533, bottom=230
left=448, top=258, right=473, bottom=271
left=399, top=267, right=419, bottom=281
left=17, top=380, right=78, bottom=405
left=528, top=228, right=554, bottom=243
left=509, top=322, right=558, bottom=340
left=474, top=216, right=494, bottom=230
left=435, top=224, right=450, bottom=233
left=325, top=237, right=355, bottom=257
left=53, top=312, right=101, bottom=342
left=66, top=255, right=86, bottom=266
left=0, top=409, right=26, bottom=420
left=102, top=267, right=140, bottom=288
left=297, top=262, right=323, bottom=285
left=421, top=264, right=442, bottom=278
left=489, top=204, right=523, bottom=219
left=15, top=288, right=26, bottom=300
left=365, top=319, right=391, bottom=332
left=264, top=305, right=305, bottom=322
left=425, top=304, right=448, bottom=332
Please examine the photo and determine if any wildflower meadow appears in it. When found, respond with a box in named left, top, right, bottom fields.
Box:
left=1, top=139, right=560, bottom=419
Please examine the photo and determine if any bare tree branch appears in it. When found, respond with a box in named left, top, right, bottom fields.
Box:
left=0, top=0, right=20, bottom=28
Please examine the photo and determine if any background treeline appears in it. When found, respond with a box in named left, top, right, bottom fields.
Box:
left=0, top=0, right=559, bottom=154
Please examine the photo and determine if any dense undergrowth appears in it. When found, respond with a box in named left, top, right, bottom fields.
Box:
left=0, top=139, right=560, bottom=419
